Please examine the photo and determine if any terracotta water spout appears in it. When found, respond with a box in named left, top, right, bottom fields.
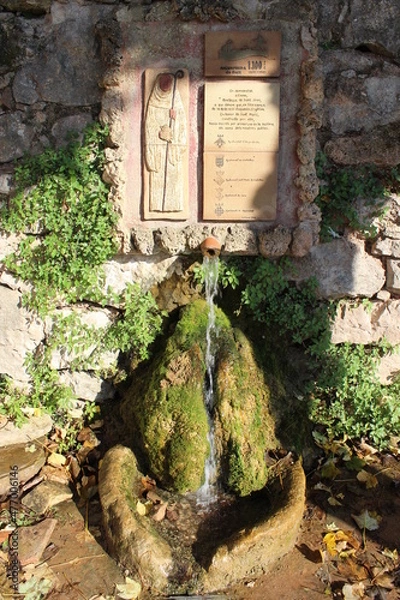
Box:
left=200, top=236, right=221, bottom=258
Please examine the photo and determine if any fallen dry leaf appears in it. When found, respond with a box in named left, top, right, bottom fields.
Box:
left=356, top=469, right=378, bottom=489
left=313, top=482, right=332, bottom=493
left=141, top=475, right=156, bottom=493
left=344, top=455, right=366, bottom=472
left=152, top=502, right=167, bottom=522
left=25, top=443, right=37, bottom=454
left=147, top=490, right=163, bottom=504
left=115, top=576, right=141, bottom=600
left=342, top=582, right=365, bottom=600
left=47, top=452, right=66, bottom=468
left=352, top=510, right=380, bottom=531
left=66, top=455, right=81, bottom=480
left=328, top=496, right=342, bottom=506
left=323, top=529, right=360, bottom=557
left=382, top=547, right=398, bottom=561
left=323, top=532, right=340, bottom=556
left=337, top=558, right=367, bottom=581
left=372, top=567, right=394, bottom=589
left=321, top=459, right=341, bottom=479
left=136, top=500, right=152, bottom=516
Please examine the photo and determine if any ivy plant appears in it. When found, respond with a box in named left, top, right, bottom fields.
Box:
left=314, top=152, right=397, bottom=241
left=0, top=123, right=164, bottom=425
left=240, top=257, right=400, bottom=449
left=1, top=123, right=119, bottom=313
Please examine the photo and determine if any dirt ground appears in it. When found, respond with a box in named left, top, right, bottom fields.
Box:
left=1, top=431, right=399, bottom=600
left=228, top=445, right=400, bottom=600
left=84, top=439, right=400, bottom=599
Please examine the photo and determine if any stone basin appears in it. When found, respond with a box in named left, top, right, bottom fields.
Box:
left=99, top=445, right=305, bottom=596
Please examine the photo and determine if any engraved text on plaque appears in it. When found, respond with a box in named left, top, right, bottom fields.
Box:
left=203, top=80, right=280, bottom=221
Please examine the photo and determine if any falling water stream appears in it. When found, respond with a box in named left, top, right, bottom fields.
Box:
left=121, top=252, right=287, bottom=590
left=196, top=255, right=220, bottom=506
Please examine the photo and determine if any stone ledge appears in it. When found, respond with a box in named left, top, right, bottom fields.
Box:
left=131, top=224, right=301, bottom=257
left=99, top=445, right=306, bottom=595
left=202, top=460, right=306, bottom=592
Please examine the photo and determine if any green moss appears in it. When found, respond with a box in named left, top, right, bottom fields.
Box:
left=214, top=328, right=276, bottom=496
left=122, top=301, right=213, bottom=493
left=122, top=299, right=278, bottom=496
left=172, top=298, right=230, bottom=351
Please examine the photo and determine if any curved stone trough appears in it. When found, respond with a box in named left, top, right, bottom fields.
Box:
left=99, top=445, right=306, bottom=596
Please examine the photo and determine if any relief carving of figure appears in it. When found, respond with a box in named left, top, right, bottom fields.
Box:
left=145, top=71, right=187, bottom=212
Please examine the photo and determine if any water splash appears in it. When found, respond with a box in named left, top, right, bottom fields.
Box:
left=197, top=255, right=220, bottom=507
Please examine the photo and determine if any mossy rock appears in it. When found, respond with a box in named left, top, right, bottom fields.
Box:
left=122, top=299, right=278, bottom=495
left=214, top=328, right=277, bottom=496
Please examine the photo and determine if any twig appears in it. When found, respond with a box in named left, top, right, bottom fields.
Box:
left=85, top=500, right=89, bottom=532
left=50, top=554, right=107, bottom=568
left=21, top=474, right=44, bottom=494
left=62, top=572, right=88, bottom=600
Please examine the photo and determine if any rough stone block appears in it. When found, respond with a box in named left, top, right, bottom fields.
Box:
left=18, top=518, right=57, bottom=566
left=0, top=285, right=44, bottom=383
left=331, top=299, right=400, bottom=345
left=289, top=238, right=385, bottom=299
left=386, top=259, right=400, bottom=293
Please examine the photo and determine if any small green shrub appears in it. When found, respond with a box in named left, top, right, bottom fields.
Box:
left=315, top=153, right=391, bottom=241
left=1, top=123, right=119, bottom=313
left=0, top=368, right=73, bottom=426
left=241, top=257, right=332, bottom=356
left=240, top=257, right=400, bottom=449
left=104, top=283, right=164, bottom=359
left=0, top=124, right=164, bottom=425
left=0, top=282, right=164, bottom=425
left=309, top=343, right=400, bottom=449
left=192, top=257, right=242, bottom=290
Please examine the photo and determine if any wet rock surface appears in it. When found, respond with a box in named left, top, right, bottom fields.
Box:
left=99, top=443, right=305, bottom=596
left=121, top=299, right=277, bottom=496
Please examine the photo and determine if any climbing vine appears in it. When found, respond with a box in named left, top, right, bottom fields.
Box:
left=0, top=123, right=164, bottom=424
left=240, top=257, right=400, bottom=449
left=1, top=123, right=119, bottom=312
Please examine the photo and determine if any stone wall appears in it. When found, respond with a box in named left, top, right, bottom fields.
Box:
left=1, top=0, right=400, bottom=399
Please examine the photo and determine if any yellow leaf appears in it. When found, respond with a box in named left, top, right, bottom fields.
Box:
left=323, top=530, right=357, bottom=557
left=328, top=496, right=342, bottom=506
left=356, top=469, right=378, bottom=488
left=323, top=532, right=338, bottom=556
left=136, top=500, right=151, bottom=516
left=342, top=582, right=365, bottom=600
left=382, top=547, right=398, bottom=561
left=25, top=444, right=37, bottom=454
left=47, top=452, right=66, bottom=467
left=334, top=530, right=351, bottom=542
left=116, top=577, right=141, bottom=600
left=338, top=548, right=357, bottom=559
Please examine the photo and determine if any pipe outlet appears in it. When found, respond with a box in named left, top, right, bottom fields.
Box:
left=200, top=236, right=222, bottom=258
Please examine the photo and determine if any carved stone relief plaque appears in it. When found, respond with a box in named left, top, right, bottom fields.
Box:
left=203, top=80, right=280, bottom=221
left=204, top=31, right=281, bottom=78
left=143, top=68, right=189, bottom=220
